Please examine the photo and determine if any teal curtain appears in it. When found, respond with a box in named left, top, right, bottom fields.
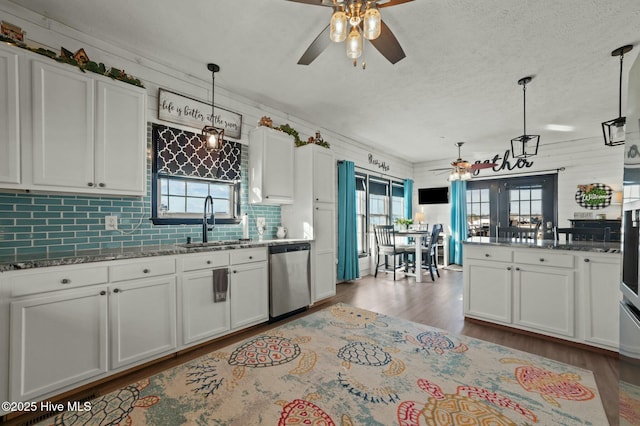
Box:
left=403, top=178, right=413, bottom=220
left=337, top=161, right=360, bottom=281
left=449, top=180, right=468, bottom=265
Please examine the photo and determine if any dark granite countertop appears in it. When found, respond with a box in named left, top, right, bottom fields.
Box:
left=464, top=237, right=621, bottom=254
left=0, top=238, right=310, bottom=272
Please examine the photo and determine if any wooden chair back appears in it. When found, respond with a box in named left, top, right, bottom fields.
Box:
left=554, top=227, right=611, bottom=242
left=496, top=223, right=540, bottom=241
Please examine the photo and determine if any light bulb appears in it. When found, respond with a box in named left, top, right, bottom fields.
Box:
left=346, top=26, right=362, bottom=59
left=363, top=7, right=381, bottom=40
left=611, top=121, right=626, bottom=144
left=330, top=10, right=347, bottom=42
left=449, top=170, right=460, bottom=181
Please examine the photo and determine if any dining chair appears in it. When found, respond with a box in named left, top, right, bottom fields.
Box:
left=496, top=223, right=540, bottom=242
left=554, top=227, right=611, bottom=243
left=373, top=225, right=411, bottom=281
left=421, top=224, right=443, bottom=281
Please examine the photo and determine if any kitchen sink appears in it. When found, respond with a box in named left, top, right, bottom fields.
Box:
left=177, top=240, right=244, bottom=249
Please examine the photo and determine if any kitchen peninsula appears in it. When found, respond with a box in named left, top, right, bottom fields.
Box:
left=463, top=237, right=620, bottom=353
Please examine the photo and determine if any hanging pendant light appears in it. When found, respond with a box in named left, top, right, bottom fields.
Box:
left=511, top=76, right=540, bottom=158
left=202, top=63, right=224, bottom=152
left=602, top=45, right=633, bottom=147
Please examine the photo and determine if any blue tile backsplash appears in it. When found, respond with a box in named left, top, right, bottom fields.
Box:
left=0, top=124, right=281, bottom=258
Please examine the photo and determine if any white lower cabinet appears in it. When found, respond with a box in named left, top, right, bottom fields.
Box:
left=464, top=244, right=620, bottom=351
left=580, top=254, right=621, bottom=349
left=513, top=264, right=574, bottom=337
left=9, top=286, right=108, bottom=401
left=109, top=277, right=176, bottom=370
left=230, top=252, right=268, bottom=330
left=180, top=269, right=230, bottom=345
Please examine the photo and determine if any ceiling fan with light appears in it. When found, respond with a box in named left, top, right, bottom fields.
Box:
left=431, top=142, right=497, bottom=181
left=288, top=0, right=412, bottom=66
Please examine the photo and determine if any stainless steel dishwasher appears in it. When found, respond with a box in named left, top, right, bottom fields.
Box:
left=269, top=242, right=311, bottom=321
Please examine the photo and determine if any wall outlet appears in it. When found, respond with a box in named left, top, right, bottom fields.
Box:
left=105, top=215, right=118, bottom=230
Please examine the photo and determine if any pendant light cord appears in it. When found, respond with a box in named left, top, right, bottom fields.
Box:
left=618, top=51, right=624, bottom=118
left=211, top=70, right=215, bottom=125
left=522, top=81, right=527, bottom=136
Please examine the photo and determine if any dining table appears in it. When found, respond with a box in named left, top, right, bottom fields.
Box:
left=395, top=229, right=430, bottom=283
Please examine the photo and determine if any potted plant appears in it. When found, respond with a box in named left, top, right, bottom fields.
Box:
left=395, top=217, right=413, bottom=230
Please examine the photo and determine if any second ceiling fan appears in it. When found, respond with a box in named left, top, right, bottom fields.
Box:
left=288, top=0, right=413, bottom=66
left=431, top=142, right=497, bottom=181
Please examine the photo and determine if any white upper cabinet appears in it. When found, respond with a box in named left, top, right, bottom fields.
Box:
left=0, top=44, right=147, bottom=196
left=313, top=147, right=335, bottom=203
left=0, top=44, right=20, bottom=184
left=248, top=126, right=294, bottom=204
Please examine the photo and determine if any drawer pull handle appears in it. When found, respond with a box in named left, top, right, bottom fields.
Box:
left=143, top=268, right=150, bottom=273
left=60, top=278, right=71, bottom=284
left=484, top=253, right=490, bottom=257
left=113, top=288, right=120, bottom=293
left=206, top=260, right=212, bottom=264
left=584, top=258, right=590, bottom=262
left=100, top=291, right=106, bottom=296
left=539, top=258, right=545, bottom=262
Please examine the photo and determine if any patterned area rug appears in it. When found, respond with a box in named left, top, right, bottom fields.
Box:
left=43, top=304, right=608, bottom=425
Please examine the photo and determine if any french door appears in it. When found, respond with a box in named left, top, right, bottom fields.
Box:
left=467, top=174, right=557, bottom=239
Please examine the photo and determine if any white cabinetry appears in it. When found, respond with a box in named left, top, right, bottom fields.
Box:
left=464, top=243, right=620, bottom=351
left=579, top=253, right=620, bottom=349
left=248, top=126, right=294, bottom=204
left=0, top=44, right=146, bottom=196
left=31, top=59, right=146, bottom=195
left=229, top=248, right=269, bottom=329
left=282, top=144, right=336, bottom=302
left=0, top=44, right=20, bottom=184
left=178, top=251, right=230, bottom=346
left=10, top=286, right=108, bottom=401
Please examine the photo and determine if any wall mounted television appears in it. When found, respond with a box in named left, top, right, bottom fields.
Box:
left=418, top=186, right=449, bottom=204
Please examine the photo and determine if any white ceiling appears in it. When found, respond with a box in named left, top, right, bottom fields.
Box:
left=9, top=0, right=640, bottom=164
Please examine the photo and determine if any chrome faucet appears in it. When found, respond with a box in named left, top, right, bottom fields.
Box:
left=203, top=195, right=215, bottom=243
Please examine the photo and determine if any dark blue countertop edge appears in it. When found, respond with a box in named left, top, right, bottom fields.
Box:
left=0, top=239, right=310, bottom=272
left=463, top=237, right=621, bottom=254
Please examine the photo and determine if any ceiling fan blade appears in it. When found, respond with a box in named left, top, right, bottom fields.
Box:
left=297, top=25, right=332, bottom=65
left=428, top=167, right=452, bottom=172
left=287, top=0, right=333, bottom=6
left=469, top=162, right=498, bottom=171
left=369, top=20, right=406, bottom=64
left=377, top=0, right=414, bottom=8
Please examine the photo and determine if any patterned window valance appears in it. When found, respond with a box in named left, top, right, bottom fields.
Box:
left=153, top=123, right=241, bottom=181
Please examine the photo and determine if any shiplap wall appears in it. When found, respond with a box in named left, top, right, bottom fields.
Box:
left=413, top=136, right=624, bottom=232
left=0, top=3, right=413, bottom=274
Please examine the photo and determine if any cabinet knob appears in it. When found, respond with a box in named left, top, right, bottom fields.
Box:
left=98, top=183, right=105, bottom=188
left=315, top=207, right=319, bottom=210
left=143, top=268, right=150, bottom=273
left=265, top=196, right=269, bottom=199
left=584, top=258, right=590, bottom=262
left=515, top=267, right=521, bottom=271
left=60, top=278, right=71, bottom=284
left=249, top=256, right=253, bottom=259
left=506, top=267, right=512, bottom=271
left=484, top=253, right=490, bottom=257
left=113, top=288, right=120, bottom=293
left=316, top=197, right=319, bottom=201
left=100, top=290, right=106, bottom=296
left=539, top=258, right=545, bottom=262
left=233, top=270, right=237, bottom=274
left=206, top=260, right=212, bottom=264
left=87, top=182, right=94, bottom=187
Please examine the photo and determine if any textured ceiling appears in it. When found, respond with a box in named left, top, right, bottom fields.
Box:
left=9, top=0, right=640, bottom=164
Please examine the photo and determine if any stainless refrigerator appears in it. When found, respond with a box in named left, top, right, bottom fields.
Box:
left=620, top=47, right=640, bottom=424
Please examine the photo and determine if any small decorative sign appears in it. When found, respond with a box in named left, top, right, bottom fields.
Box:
left=158, top=89, right=242, bottom=139
left=575, top=183, right=613, bottom=209
left=368, top=153, right=390, bottom=171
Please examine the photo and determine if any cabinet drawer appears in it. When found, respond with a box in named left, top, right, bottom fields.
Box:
left=10, top=265, right=109, bottom=297
left=179, top=251, right=229, bottom=272
left=514, top=251, right=574, bottom=268
left=230, top=248, right=267, bottom=265
left=466, top=246, right=512, bottom=263
left=110, top=258, right=176, bottom=282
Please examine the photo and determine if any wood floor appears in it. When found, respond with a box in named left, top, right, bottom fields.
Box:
left=3, top=267, right=619, bottom=425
